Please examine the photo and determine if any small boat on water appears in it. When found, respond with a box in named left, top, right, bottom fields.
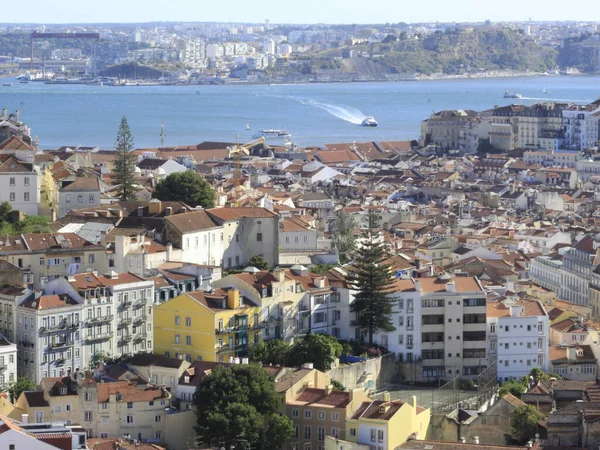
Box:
left=503, top=91, right=522, bottom=99
left=19, top=81, right=29, bottom=84
left=245, top=124, right=251, bottom=131
left=361, top=116, right=378, bottom=127
left=543, top=87, right=550, bottom=94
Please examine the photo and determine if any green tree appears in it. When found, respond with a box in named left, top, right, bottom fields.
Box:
left=0, top=201, right=12, bottom=223
left=6, top=377, right=36, bottom=402
left=332, top=211, right=356, bottom=263
left=350, top=211, right=397, bottom=345
left=247, top=254, right=269, bottom=271
left=89, top=351, right=111, bottom=369
left=250, top=339, right=290, bottom=366
left=194, top=365, right=293, bottom=449
left=511, top=405, right=543, bottom=443
left=293, top=334, right=343, bottom=371
left=112, top=116, right=138, bottom=201
left=153, top=171, right=215, bottom=208
left=499, top=379, right=527, bottom=398
left=331, top=379, right=346, bottom=391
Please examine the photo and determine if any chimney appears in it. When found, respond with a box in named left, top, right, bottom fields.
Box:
left=473, top=437, right=479, bottom=445
left=148, top=200, right=162, bottom=215
left=166, top=206, right=173, bottom=216
left=383, top=392, right=391, bottom=402
left=412, top=395, right=417, bottom=410
left=21, top=413, right=29, bottom=424
left=1, top=108, right=7, bottom=119
left=446, top=280, right=456, bottom=293
left=510, top=305, right=521, bottom=318
left=314, top=277, right=325, bottom=288
left=15, top=110, right=20, bottom=122
left=567, top=347, right=576, bottom=360
left=460, top=437, right=466, bottom=443
left=166, top=242, right=172, bottom=261
left=227, top=289, right=240, bottom=309
left=414, top=280, right=421, bottom=292
left=325, top=384, right=333, bottom=396
left=274, top=267, right=285, bottom=283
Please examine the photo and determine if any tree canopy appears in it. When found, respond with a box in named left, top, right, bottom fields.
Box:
left=249, top=334, right=342, bottom=371
left=6, top=377, right=36, bottom=403
left=194, top=364, right=293, bottom=449
left=511, top=405, right=543, bottom=444
left=332, top=210, right=356, bottom=263
left=0, top=202, right=52, bottom=235
left=247, top=254, right=269, bottom=271
left=153, top=171, right=216, bottom=208
left=350, top=211, right=397, bottom=345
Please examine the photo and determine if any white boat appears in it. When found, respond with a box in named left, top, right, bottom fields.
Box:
left=361, top=116, right=378, bottom=127
left=543, top=87, right=550, bottom=94
left=245, top=124, right=251, bottom=131
left=253, top=129, right=291, bottom=140
left=503, top=91, right=522, bottom=99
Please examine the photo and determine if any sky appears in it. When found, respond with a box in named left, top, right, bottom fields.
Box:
left=1, top=0, right=595, bottom=24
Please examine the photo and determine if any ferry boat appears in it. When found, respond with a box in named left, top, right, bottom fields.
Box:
left=503, top=91, right=522, bottom=99
left=252, top=129, right=291, bottom=142
left=361, top=116, right=378, bottom=127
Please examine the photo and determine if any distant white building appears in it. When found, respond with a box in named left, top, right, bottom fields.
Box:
left=0, top=154, right=40, bottom=215
left=0, top=333, right=17, bottom=389
left=487, top=299, right=549, bottom=381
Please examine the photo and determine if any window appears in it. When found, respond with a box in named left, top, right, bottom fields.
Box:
left=155, top=415, right=162, bottom=422
left=66, top=193, right=71, bottom=203
left=490, top=324, right=496, bottom=333
left=186, top=317, right=192, bottom=327
left=332, top=412, right=339, bottom=421
left=127, top=402, right=133, bottom=409
left=350, top=428, right=356, bottom=437
left=175, top=316, right=181, bottom=325
left=378, top=430, right=384, bottom=442
left=89, top=194, right=95, bottom=203
left=292, top=408, right=299, bottom=418
left=54, top=405, right=62, bottom=412
left=186, top=336, right=192, bottom=345
left=88, top=254, right=95, bottom=264
left=9, top=177, right=15, bottom=187
left=257, top=233, right=263, bottom=241
left=371, top=429, right=377, bottom=442
left=304, top=409, right=312, bottom=419
left=24, top=177, right=29, bottom=186
left=77, top=195, right=83, bottom=203
left=126, top=415, right=134, bottom=424
left=24, top=192, right=29, bottom=201
left=101, top=403, right=108, bottom=410
left=85, top=411, right=92, bottom=421
left=175, top=334, right=181, bottom=344
left=304, top=426, right=312, bottom=439
left=318, top=411, right=325, bottom=420
left=9, top=192, right=15, bottom=201
left=318, top=426, right=325, bottom=441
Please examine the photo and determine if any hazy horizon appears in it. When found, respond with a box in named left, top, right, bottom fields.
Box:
left=2, top=0, right=598, bottom=26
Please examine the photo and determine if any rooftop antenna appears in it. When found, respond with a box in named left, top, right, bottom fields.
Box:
left=160, top=122, right=166, bottom=149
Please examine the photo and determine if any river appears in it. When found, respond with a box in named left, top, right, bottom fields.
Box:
left=1, top=75, right=599, bottom=149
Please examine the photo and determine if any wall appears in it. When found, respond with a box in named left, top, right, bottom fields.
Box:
left=327, top=353, right=397, bottom=392
left=165, top=408, right=198, bottom=450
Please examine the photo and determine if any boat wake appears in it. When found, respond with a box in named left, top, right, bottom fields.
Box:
left=292, top=97, right=365, bottom=124
left=520, top=96, right=592, bottom=103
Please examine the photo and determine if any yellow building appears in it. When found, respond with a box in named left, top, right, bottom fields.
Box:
left=154, top=288, right=261, bottom=362
left=345, top=396, right=430, bottom=450
left=39, top=165, right=59, bottom=220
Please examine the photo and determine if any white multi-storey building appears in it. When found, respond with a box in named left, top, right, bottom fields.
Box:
left=0, top=333, right=17, bottom=389
left=0, top=154, right=40, bottom=215
left=487, top=299, right=549, bottom=381
left=43, top=271, right=155, bottom=374
left=16, top=294, right=83, bottom=383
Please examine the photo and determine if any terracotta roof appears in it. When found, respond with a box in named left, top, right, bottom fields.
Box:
left=0, top=155, right=33, bottom=173
left=502, top=393, right=527, bottom=408
left=164, top=210, right=219, bottom=233
left=549, top=345, right=596, bottom=363
left=291, top=388, right=351, bottom=408
left=96, top=381, right=166, bottom=403
left=206, top=207, right=278, bottom=221
left=20, top=294, right=78, bottom=310
left=0, top=136, right=33, bottom=151
left=349, top=400, right=404, bottom=420
left=61, top=177, right=100, bottom=192
left=22, top=391, right=49, bottom=407
left=417, top=276, right=483, bottom=294
left=70, top=271, right=148, bottom=290
left=487, top=300, right=546, bottom=318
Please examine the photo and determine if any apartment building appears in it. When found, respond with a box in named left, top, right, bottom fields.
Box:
left=17, top=375, right=170, bottom=441
left=418, top=275, right=487, bottom=380
left=16, top=294, right=83, bottom=384
left=285, top=386, right=370, bottom=450
left=559, top=235, right=597, bottom=306
left=549, top=344, right=597, bottom=381
left=154, top=288, right=260, bottom=362
left=57, top=176, right=101, bottom=219
left=43, top=270, right=155, bottom=372
left=0, top=285, right=32, bottom=342
left=0, top=154, right=40, bottom=215
left=206, top=207, right=280, bottom=269
left=516, top=103, right=565, bottom=151
left=345, top=396, right=430, bottom=450
left=420, top=110, right=478, bottom=150
left=164, top=209, right=224, bottom=266
left=0, top=233, right=107, bottom=289
left=487, top=299, right=549, bottom=381
left=0, top=333, right=17, bottom=389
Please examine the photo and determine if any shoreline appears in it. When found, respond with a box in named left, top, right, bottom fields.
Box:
left=2, top=70, right=587, bottom=87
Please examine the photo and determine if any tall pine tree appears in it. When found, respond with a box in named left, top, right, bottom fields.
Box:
left=350, top=210, right=396, bottom=345
left=112, top=116, right=138, bottom=201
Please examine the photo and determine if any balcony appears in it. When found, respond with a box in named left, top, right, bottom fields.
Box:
left=119, top=335, right=132, bottom=344
left=84, top=331, right=112, bottom=342
left=119, top=317, right=133, bottom=326
left=216, top=325, right=249, bottom=335
left=134, top=298, right=147, bottom=308
left=120, top=300, right=132, bottom=309
left=216, top=344, right=231, bottom=353
left=48, top=341, right=71, bottom=351
left=133, top=335, right=146, bottom=343
left=0, top=365, right=6, bottom=373
left=133, top=317, right=145, bottom=326
left=39, top=321, right=78, bottom=333
left=86, top=315, right=113, bottom=325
